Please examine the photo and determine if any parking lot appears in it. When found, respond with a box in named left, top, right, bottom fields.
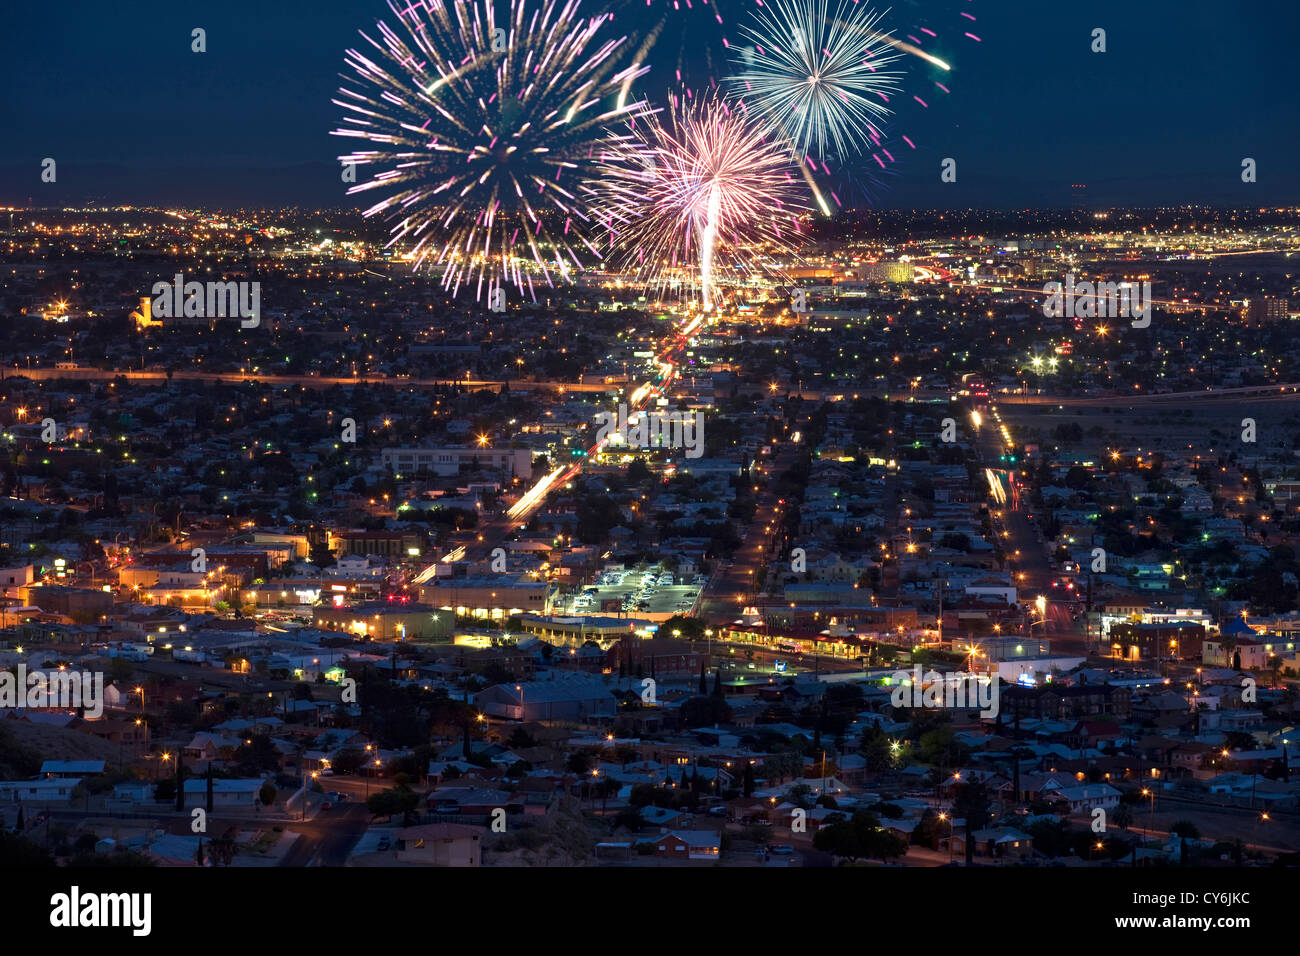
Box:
left=565, top=567, right=705, bottom=617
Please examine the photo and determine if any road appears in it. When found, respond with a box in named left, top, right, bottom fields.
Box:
left=279, top=801, right=370, bottom=866
left=15, top=366, right=1300, bottom=408
left=967, top=403, right=1086, bottom=654
left=1, top=364, right=612, bottom=393
left=698, top=417, right=807, bottom=631
left=418, top=317, right=702, bottom=568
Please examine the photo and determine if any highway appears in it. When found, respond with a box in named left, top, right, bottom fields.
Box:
left=15, top=365, right=1300, bottom=409
left=0, top=365, right=613, bottom=393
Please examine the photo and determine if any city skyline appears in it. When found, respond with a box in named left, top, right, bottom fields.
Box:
left=3, top=0, right=1300, bottom=912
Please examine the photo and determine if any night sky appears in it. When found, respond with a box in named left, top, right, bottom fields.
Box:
left=3, top=0, right=1297, bottom=208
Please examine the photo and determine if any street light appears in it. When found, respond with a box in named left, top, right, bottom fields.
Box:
left=938, top=812, right=953, bottom=862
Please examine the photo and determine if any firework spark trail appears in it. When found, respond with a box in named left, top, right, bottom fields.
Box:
left=726, top=0, right=904, bottom=162
left=584, top=91, right=808, bottom=308
left=331, top=0, right=649, bottom=300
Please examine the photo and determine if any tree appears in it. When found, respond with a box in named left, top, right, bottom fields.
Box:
left=258, top=782, right=276, bottom=807
left=1112, top=802, right=1134, bottom=831
left=951, top=781, right=992, bottom=866
left=680, top=695, right=732, bottom=726
left=0, top=832, right=55, bottom=867
left=367, top=785, right=420, bottom=820
left=812, top=811, right=907, bottom=863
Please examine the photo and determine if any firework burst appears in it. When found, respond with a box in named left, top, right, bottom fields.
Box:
left=727, top=0, right=904, bottom=162
left=586, top=91, right=808, bottom=309
left=332, top=0, right=649, bottom=300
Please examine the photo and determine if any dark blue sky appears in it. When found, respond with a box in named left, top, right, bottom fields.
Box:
left=3, top=0, right=1297, bottom=208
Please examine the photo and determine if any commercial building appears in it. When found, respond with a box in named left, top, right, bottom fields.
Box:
left=474, top=675, right=616, bottom=722
left=381, top=446, right=534, bottom=478
left=312, top=602, right=453, bottom=642
left=420, top=577, right=556, bottom=620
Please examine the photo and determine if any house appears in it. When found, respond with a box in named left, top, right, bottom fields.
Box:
left=112, top=781, right=154, bottom=803
left=1169, top=742, right=1215, bottom=774
left=1066, top=721, right=1124, bottom=751
left=653, top=829, right=722, bottom=861
left=41, top=760, right=107, bottom=778
left=950, top=826, right=1034, bottom=860
left=640, top=805, right=693, bottom=828
left=183, top=732, right=244, bottom=761
left=426, top=786, right=521, bottom=816
left=180, top=778, right=265, bottom=808
left=1043, top=782, right=1121, bottom=813
left=0, top=778, right=82, bottom=802
left=390, top=823, right=483, bottom=866
left=1203, top=635, right=1269, bottom=670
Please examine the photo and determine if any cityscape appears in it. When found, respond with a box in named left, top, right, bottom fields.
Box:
left=1, top=0, right=1298, bottom=917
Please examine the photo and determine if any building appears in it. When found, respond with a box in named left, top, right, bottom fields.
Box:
left=420, top=577, right=555, bottom=619
left=180, top=778, right=264, bottom=808
left=1104, top=621, right=1205, bottom=662
left=475, top=676, right=615, bottom=722
left=0, top=565, right=35, bottom=598
left=0, top=778, right=82, bottom=802
left=1202, top=636, right=1269, bottom=670
left=389, top=823, right=483, bottom=866
left=856, top=261, right=915, bottom=284
left=381, top=446, right=534, bottom=478
left=332, top=530, right=425, bottom=560
left=1000, top=683, right=1131, bottom=721
left=1243, top=297, right=1289, bottom=325
left=20, top=586, right=113, bottom=622
left=519, top=614, right=644, bottom=644
left=652, top=829, right=722, bottom=861
left=41, top=760, right=106, bottom=778
left=312, top=602, right=453, bottom=642
left=606, top=635, right=703, bottom=677
left=1043, top=783, right=1122, bottom=814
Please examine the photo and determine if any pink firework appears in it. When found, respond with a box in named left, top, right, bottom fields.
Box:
left=585, top=91, right=808, bottom=308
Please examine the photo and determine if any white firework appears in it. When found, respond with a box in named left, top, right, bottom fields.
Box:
left=331, top=0, right=648, bottom=301
left=727, top=0, right=905, bottom=161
